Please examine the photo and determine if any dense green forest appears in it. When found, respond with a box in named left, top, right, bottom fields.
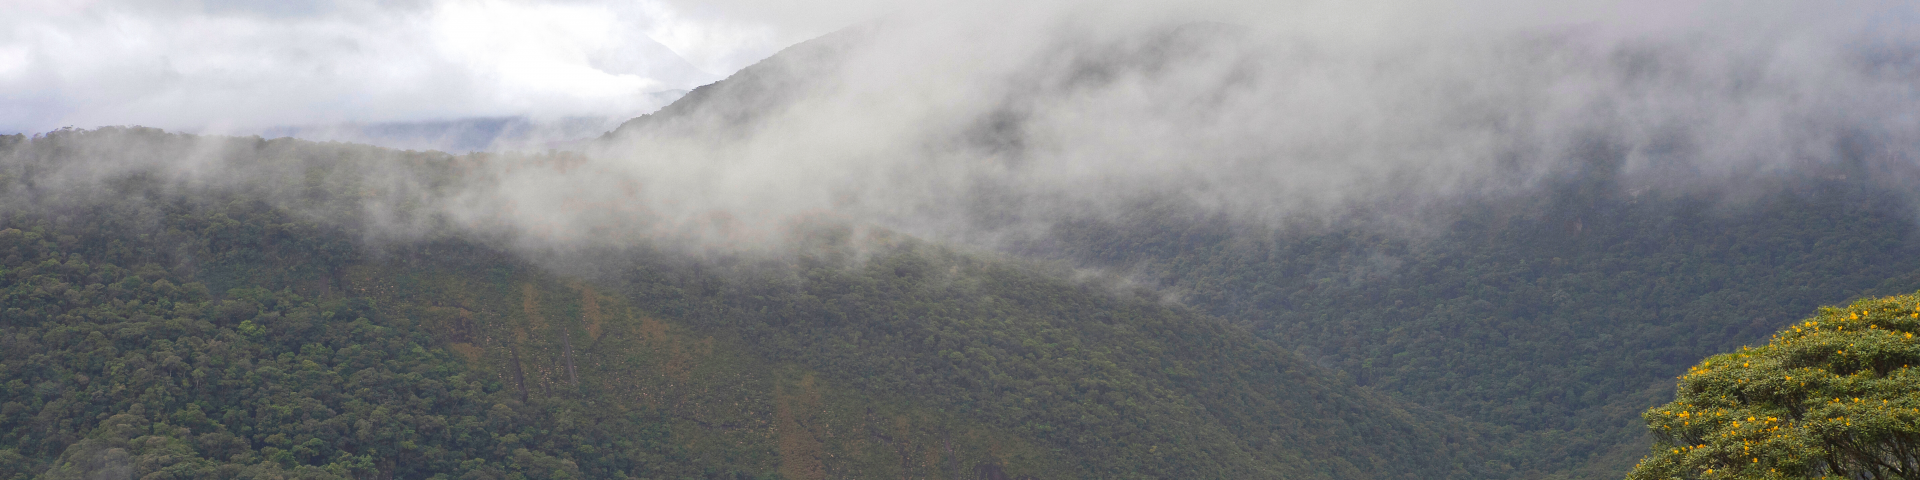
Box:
left=1018, top=168, right=1920, bottom=475
left=0, top=128, right=1522, bottom=479
left=595, top=23, right=1920, bottom=477
left=10, top=68, right=1920, bottom=479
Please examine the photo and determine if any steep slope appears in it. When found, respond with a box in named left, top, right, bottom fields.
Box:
left=599, top=25, right=871, bottom=142
left=590, top=18, right=1920, bottom=479
left=1021, top=179, right=1920, bottom=476
left=0, top=128, right=1511, bottom=478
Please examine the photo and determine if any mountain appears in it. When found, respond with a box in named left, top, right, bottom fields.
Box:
left=7, top=12, right=1920, bottom=480
left=0, top=127, right=1513, bottom=479
left=253, top=115, right=619, bottom=154
left=587, top=18, right=1920, bottom=479
left=1017, top=174, right=1920, bottom=475
left=600, top=26, right=869, bottom=142
left=248, top=91, right=687, bottom=154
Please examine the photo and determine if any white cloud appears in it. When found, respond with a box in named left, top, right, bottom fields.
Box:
left=13, top=0, right=1920, bottom=255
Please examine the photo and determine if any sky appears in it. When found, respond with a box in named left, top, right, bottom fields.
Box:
left=0, top=0, right=898, bottom=135
left=5, top=0, right=1912, bottom=139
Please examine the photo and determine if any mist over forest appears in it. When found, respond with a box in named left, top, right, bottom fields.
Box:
left=33, top=0, right=1920, bottom=253
left=4, top=1, right=1920, bottom=479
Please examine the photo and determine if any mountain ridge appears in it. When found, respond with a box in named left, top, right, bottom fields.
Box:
left=0, top=127, right=1521, bottom=479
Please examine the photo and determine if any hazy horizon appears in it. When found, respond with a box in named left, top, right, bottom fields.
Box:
left=0, top=0, right=908, bottom=136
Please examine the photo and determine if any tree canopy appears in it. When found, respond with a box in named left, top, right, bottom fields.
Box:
left=1628, top=292, right=1920, bottom=479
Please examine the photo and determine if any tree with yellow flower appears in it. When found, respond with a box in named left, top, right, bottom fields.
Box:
left=1627, top=292, right=1920, bottom=480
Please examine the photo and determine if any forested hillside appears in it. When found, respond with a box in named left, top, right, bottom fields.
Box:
left=1017, top=172, right=1920, bottom=475
left=9, top=14, right=1920, bottom=479
left=585, top=20, right=1920, bottom=478
left=0, top=128, right=1512, bottom=479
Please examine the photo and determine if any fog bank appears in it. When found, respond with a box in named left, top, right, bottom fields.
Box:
left=12, top=0, right=1920, bottom=256
left=452, top=0, right=1920, bottom=251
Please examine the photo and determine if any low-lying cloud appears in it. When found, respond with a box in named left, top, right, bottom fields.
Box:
left=425, top=0, right=1920, bottom=252
left=10, top=0, right=1920, bottom=258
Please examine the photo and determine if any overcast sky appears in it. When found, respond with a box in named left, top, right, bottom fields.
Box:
left=0, top=0, right=900, bottom=135
left=6, top=0, right=1915, bottom=139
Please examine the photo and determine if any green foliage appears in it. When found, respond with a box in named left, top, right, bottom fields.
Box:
left=1027, top=180, right=1920, bottom=476
left=0, top=130, right=741, bottom=478
left=1628, top=293, right=1920, bottom=480
left=11, top=127, right=1437, bottom=478
left=617, top=229, right=1505, bottom=479
left=0, top=221, right=715, bottom=479
left=32, top=125, right=1918, bottom=480
left=349, top=249, right=1081, bottom=480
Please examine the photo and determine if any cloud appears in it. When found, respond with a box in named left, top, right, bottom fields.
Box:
left=0, top=0, right=829, bottom=135
left=10, top=0, right=1920, bottom=257
left=460, top=0, right=1920, bottom=250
